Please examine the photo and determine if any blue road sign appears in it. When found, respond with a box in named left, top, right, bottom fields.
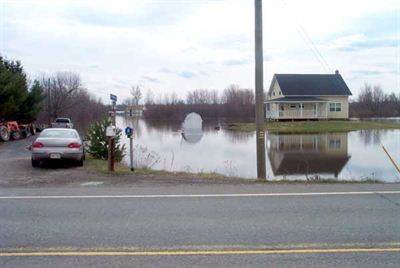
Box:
left=110, top=94, right=117, bottom=102
left=125, top=126, right=133, bottom=137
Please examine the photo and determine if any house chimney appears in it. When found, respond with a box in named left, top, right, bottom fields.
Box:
left=335, top=70, right=339, bottom=75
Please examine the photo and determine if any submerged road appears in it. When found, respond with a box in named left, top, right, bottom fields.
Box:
left=0, top=185, right=400, bottom=267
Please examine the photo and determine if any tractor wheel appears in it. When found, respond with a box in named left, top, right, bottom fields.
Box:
left=0, top=126, right=10, bottom=141
left=11, top=131, right=21, bottom=140
left=30, top=125, right=36, bottom=135
left=21, top=128, right=28, bottom=138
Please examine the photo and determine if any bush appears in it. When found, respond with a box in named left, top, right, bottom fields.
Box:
left=86, top=118, right=125, bottom=162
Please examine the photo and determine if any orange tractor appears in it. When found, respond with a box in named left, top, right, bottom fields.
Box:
left=0, top=121, right=36, bottom=141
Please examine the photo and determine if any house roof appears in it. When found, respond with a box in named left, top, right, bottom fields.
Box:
left=265, top=96, right=328, bottom=103
left=274, top=73, right=352, bottom=96
left=269, top=151, right=351, bottom=176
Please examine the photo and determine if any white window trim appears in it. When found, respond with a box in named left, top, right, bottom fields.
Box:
left=329, top=102, right=341, bottom=112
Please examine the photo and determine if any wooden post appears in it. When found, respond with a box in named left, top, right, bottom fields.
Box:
left=382, top=145, right=400, bottom=174
left=108, top=103, right=116, bottom=172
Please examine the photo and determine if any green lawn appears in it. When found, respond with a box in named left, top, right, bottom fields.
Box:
left=225, top=120, right=400, bottom=133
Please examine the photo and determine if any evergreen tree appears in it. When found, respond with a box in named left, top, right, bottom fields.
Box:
left=86, top=118, right=125, bottom=162
left=0, top=56, right=43, bottom=121
left=16, top=80, right=45, bottom=123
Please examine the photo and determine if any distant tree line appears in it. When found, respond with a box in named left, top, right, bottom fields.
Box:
left=1, top=55, right=108, bottom=133
left=350, top=84, right=400, bottom=118
left=143, top=84, right=255, bottom=120
left=0, top=56, right=43, bottom=123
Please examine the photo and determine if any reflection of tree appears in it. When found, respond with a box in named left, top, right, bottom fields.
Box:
left=144, top=119, right=181, bottom=133
left=121, top=116, right=142, bottom=138
left=142, top=118, right=223, bottom=133
left=223, top=130, right=255, bottom=143
left=358, top=129, right=387, bottom=146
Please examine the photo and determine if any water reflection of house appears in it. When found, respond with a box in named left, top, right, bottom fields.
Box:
left=126, top=105, right=144, bottom=117
left=267, top=133, right=351, bottom=178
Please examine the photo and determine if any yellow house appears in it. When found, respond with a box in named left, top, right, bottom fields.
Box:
left=267, top=133, right=351, bottom=178
left=265, top=71, right=352, bottom=120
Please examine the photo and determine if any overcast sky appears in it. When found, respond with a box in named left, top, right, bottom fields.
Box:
left=1, top=0, right=399, bottom=102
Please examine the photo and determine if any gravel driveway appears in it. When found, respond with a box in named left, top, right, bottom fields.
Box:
left=0, top=135, right=240, bottom=188
left=0, top=135, right=104, bottom=187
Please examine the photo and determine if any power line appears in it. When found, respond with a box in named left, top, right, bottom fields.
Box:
left=278, top=0, right=333, bottom=73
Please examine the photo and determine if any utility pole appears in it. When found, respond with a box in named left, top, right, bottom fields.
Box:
left=255, top=0, right=266, bottom=180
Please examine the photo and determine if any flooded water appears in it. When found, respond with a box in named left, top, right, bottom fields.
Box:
left=117, top=116, right=400, bottom=182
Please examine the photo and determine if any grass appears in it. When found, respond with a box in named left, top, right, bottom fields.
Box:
left=85, top=156, right=132, bottom=175
left=225, top=120, right=400, bottom=133
left=84, top=156, right=234, bottom=179
left=84, top=156, right=384, bottom=183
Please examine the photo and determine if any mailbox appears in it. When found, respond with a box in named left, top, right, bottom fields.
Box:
left=106, top=126, right=116, bottom=137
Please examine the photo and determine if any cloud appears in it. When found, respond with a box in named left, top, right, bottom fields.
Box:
left=158, top=67, right=174, bottom=74
left=177, top=71, right=196, bottom=79
left=331, top=34, right=398, bottom=51
left=141, top=75, right=159, bottom=83
left=223, top=59, right=250, bottom=66
left=352, top=70, right=384, bottom=76
left=158, top=68, right=197, bottom=79
left=1, top=0, right=399, bottom=101
left=63, top=1, right=206, bottom=29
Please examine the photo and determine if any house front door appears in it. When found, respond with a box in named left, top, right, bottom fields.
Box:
left=279, top=104, right=284, bottom=117
left=313, top=104, right=318, bottom=117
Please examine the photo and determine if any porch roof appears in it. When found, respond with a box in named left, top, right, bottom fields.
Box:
left=265, top=96, right=328, bottom=103
left=269, top=152, right=351, bottom=176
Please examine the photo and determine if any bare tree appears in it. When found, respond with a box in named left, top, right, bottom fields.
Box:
left=351, top=83, right=400, bottom=117
left=170, top=92, right=179, bottom=104
left=130, top=85, right=142, bottom=105
left=37, top=72, right=107, bottom=133
left=145, top=89, right=154, bottom=105
left=39, top=72, right=84, bottom=122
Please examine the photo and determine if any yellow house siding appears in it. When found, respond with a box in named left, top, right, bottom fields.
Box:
left=269, top=79, right=283, bottom=100
left=321, top=96, right=349, bottom=119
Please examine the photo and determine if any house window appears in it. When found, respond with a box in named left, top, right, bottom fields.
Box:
left=289, top=104, right=296, bottom=108
left=273, top=92, right=275, bottom=96
left=330, top=102, right=341, bottom=112
left=279, top=91, right=282, bottom=95
left=329, top=138, right=341, bottom=149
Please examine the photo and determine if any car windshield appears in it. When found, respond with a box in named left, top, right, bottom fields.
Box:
left=40, top=130, right=78, bottom=138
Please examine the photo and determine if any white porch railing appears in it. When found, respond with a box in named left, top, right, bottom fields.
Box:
left=266, top=109, right=327, bottom=119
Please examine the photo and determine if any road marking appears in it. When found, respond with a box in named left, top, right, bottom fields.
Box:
left=0, top=191, right=400, bottom=199
left=1, top=248, right=400, bottom=257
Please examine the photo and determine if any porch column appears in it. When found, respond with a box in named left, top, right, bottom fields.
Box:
left=325, top=103, right=328, bottom=118
left=300, top=103, right=303, bottom=118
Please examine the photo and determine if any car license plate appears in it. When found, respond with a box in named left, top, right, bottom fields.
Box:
left=50, top=153, right=61, bottom=159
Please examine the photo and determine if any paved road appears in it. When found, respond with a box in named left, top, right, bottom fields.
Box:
left=1, top=185, right=400, bottom=267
